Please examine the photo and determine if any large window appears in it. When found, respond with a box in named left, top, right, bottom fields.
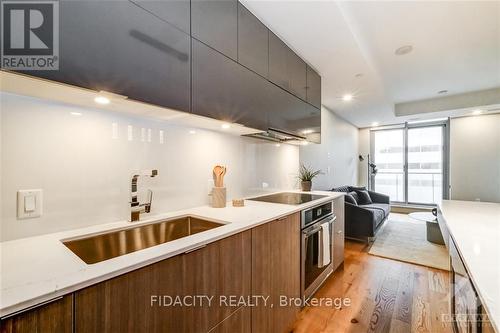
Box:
left=371, top=122, right=448, bottom=205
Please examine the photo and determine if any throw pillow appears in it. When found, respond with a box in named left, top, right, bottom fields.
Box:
left=344, top=192, right=358, bottom=205
left=356, top=190, right=373, bottom=205
left=348, top=191, right=359, bottom=204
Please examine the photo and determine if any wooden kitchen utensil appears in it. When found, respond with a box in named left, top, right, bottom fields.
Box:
left=213, top=165, right=224, bottom=187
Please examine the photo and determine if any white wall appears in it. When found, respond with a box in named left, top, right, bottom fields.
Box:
left=450, top=114, right=500, bottom=203
left=299, top=106, right=358, bottom=190
left=0, top=93, right=299, bottom=241
left=358, top=128, right=370, bottom=187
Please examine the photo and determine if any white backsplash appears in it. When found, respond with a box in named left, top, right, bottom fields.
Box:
left=0, top=92, right=299, bottom=241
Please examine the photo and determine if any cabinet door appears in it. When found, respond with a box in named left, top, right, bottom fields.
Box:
left=269, top=32, right=307, bottom=100
left=252, top=213, right=301, bottom=333
left=267, top=84, right=320, bottom=140
left=26, top=1, right=190, bottom=112
left=192, top=38, right=269, bottom=130
left=306, top=65, right=321, bottom=109
left=74, top=231, right=251, bottom=333
left=238, top=4, right=268, bottom=78
left=268, top=32, right=290, bottom=91
left=0, top=295, right=73, bottom=333
left=131, top=0, right=190, bottom=34
left=191, top=0, right=238, bottom=60
left=288, top=52, right=307, bottom=100
left=333, top=196, right=345, bottom=272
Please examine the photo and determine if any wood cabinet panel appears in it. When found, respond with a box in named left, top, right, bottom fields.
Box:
left=0, top=296, right=73, bottom=333
left=238, top=4, right=269, bottom=78
left=306, top=65, right=321, bottom=109
left=209, top=306, right=251, bottom=333
left=25, top=0, right=191, bottom=112
left=252, top=213, right=301, bottom=333
left=130, top=0, right=190, bottom=34
left=191, top=0, right=238, bottom=60
left=74, top=230, right=251, bottom=333
left=333, top=196, right=345, bottom=272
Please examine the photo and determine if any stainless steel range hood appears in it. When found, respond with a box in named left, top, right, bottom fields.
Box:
left=243, top=128, right=307, bottom=143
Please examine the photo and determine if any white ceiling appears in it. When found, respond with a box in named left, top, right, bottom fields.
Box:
left=241, top=0, right=500, bottom=128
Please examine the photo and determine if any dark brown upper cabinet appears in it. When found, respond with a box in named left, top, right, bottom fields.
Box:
left=268, top=32, right=289, bottom=91
left=191, top=39, right=269, bottom=131
left=269, top=31, right=307, bottom=101
left=237, top=4, right=268, bottom=78
left=26, top=1, right=191, bottom=112
left=130, top=0, right=190, bottom=34
left=287, top=52, right=307, bottom=101
left=267, top=84, right=319, bottom=140
left=191, top=0, right=238, bottom=61
left=306, top=65, right=321, bottom=109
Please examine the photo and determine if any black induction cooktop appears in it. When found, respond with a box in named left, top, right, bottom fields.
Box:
left=247, top=192, right=327, bottom=205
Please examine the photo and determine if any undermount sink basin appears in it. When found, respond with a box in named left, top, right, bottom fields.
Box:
left=62, top=216, right=224, bottom=264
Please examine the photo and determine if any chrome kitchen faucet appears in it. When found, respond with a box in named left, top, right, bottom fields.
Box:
left=130, top=169, right=158, bottom=222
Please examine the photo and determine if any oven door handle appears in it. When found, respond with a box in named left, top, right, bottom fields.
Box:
left=302, top=215, right=336, bottom=237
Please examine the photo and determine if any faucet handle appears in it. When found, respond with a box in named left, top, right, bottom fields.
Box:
left=145, top=189, right=153, bottom=213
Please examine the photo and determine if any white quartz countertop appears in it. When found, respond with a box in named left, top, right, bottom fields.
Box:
left=439, top=200, right=500, bottom=331
left=0, top=190, right=343, bottom=317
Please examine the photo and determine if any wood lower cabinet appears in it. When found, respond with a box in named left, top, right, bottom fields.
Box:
left=74, top=230, right=251, bottom=333
left=3, top=213, right=303, bottom=333
left=251, top=213, right=301, bottom=333
left=332, top=196, right=345, bottom=272
left=209, top=306, right=251, bottom=333
left=0, top=296, right=73, bottom=333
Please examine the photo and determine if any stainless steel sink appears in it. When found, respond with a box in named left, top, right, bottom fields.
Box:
left=62, top=216, right=224, bottom=264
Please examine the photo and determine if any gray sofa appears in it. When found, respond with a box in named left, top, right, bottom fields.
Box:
left=332, top=186, right=390, bottom=242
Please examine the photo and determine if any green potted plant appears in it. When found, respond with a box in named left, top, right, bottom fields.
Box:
left=298, top=164, right=322, bottom=191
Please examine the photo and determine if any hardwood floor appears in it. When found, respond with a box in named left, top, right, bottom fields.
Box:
left=292, top=241, right=452, bottom=333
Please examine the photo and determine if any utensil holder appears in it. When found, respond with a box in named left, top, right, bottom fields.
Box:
left=212, top=187, right=226, bottom=208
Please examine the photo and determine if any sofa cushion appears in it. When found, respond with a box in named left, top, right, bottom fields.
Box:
left=344, top=193, right=358, bottom=205
left=359, top=206, right=386, bottom=228
left=356, top=190, right=373, bottom=205
left=359, top=203, right=390, bottom=219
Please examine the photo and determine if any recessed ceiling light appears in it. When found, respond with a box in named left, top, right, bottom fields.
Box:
left=395, top=45, right=413, bottom=56
left=70, top=112, right=82, bottom=116
left=221, top=123, right=231, bottom=129
left=342, top=94, right=353, bottom=102
left=301, top=141, right=309, bottom=146
left=472, top=109, right=483, bottom=115
left=302, top=129, right=313, bottom=135
left=189, top=130, right=196, bottom=134
left=371, top=122, right=379, bottom=127
left=275, top=143, right=281, bottom=147
left=94, top=96, right=110, bottom=105
left=437, top=90, right=448, bottom=94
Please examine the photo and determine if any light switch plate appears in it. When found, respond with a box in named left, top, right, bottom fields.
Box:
left=17, top=189, right=43, bottom=219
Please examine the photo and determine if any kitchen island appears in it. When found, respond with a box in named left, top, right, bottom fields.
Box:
left=438, top=200, right=500, bottom=332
